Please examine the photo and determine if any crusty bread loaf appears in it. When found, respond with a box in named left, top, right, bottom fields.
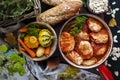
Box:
left=36, top=1, right=82, bottom=26
left=42, top=0, right=82, bottom=6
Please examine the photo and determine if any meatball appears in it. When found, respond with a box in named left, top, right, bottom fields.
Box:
left=60, top=32, right=75, bottom=52
left=75, top=41, right=93, bottom=59
left=90, top=29, right=108, bottom=44
left=88, top=18, right=102, bottom=32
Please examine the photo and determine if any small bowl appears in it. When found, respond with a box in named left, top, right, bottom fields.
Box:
left=87, top=0, right=109, bottom=14
left=58, top=14, right=113, bottom=69
left=18, top=22, right=57, bottom=61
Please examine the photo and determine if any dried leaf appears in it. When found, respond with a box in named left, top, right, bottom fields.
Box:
left=4, top=32, right=17, bottom=46
left=47, top=57, right=60, bottom=70
left=109, top=18, right=117, bottom=27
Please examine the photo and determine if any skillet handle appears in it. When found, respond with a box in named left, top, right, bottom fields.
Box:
left=98, top=64, right=114, bottom=80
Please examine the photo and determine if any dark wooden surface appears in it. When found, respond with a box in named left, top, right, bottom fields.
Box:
left=0, top=0, right=119, bottom=80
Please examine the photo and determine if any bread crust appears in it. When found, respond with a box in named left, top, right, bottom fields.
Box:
left=42, top=0, right=82, bottom=6
left=36, top=1, right=82, bottom=25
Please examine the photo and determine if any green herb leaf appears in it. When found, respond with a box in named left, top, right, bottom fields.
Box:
left=27, top=24, right=39, bottom=36
left=70, top=16, right=87, bottom=36
left=20, top=33, right=26, bottom=39
left=0, top=48, right=26, bottom=76
left=0, top=44, right=8, bottom=53
left=76, top=16, right=87, bottom=24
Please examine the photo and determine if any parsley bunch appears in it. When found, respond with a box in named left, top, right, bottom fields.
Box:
left=70, top=16, right=87, bottom=36
left=27, top=23, right=40, bottom=36
left=0, top=0, right=33, bottom=20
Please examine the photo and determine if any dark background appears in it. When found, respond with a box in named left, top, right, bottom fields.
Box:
left=104, top=0, right=120, bottom=79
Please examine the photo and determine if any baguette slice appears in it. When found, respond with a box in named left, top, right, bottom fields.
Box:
left=42, top=0, right=82, bottom=6
left=36, top=1, right=83, bottom=25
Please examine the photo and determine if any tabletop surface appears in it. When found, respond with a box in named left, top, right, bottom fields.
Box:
left=0, top=0, right=120, bottom=80
left=40, top=0, right=120, bottom=79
